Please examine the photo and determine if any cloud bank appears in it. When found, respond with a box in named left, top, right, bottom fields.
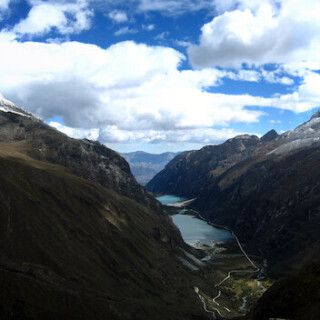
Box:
left=0, top=0, right=319, bottom=151
left=188, top=0, right=320, bottom=70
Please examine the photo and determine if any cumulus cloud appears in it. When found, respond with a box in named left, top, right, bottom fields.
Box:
left=108, top=10, right=128, bottom=23
left=225, top=68, right=294, bottom=85
left=269, top=71, right=320, bottom=113
left=1, top=31, right=319, bottom=149
left=49, top=121, right=249, bottom=150
left=1, top=0, right=320, bottom=149
left=13, top=0, right=93, bottom=36
left=99, top=126, right=248, bottom=145
left=212, top=0, right=280, bottom=15
left=188, top=0, right=320, bottom=70
left=0, top=0, right=10, bottom=20
left=0, top=0, right=10, bottom=11
left=0, top=32, right=272, bottom=140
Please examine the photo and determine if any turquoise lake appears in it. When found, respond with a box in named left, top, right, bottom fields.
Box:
left=156, top=195, right=233, bottom=246
left=155, top=195, right=186, bottom=205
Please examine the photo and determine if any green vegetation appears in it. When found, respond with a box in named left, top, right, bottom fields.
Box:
left=198, top=242, right=274, bottom=319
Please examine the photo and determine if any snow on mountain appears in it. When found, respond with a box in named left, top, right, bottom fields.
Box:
left=269, top=111, right=320, bottom=155
left=0, top=95, right=42, bottom=122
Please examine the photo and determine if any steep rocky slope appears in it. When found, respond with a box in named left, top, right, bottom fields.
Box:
left=147, top=133, right=273, bottom=198
left=0, top=99, right=211, bottom=320
left=0, top=98, right=157, bottom=211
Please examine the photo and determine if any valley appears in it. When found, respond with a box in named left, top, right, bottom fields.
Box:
left=0, top=100, right=213, bottom=320
left=157, top=195, right=273, bottom=319
left=1, top=97, right=320, bottom=320
left=147, top=111, right=320, bottom=319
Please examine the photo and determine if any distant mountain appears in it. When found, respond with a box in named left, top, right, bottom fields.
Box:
left=122, top=151, right=179, bottom=184
left=147, top=113, right=320, bottom=276
left=0, top=98, right=211, bottom=320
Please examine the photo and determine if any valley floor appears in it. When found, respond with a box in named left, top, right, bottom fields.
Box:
left=163, top=205, right=274, bottom=319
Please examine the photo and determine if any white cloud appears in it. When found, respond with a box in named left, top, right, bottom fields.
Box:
left=138, top=0, right=215, bottom=15
left=260, top=69, right=294, bottom=85
left=226, top=70, right=261, bottom=82
left=114, top=26, right=138, bottom=36
left=0, top=34, right=271, bottom=133
left=142, top=24, right=155, bottom=31
left=155, top=31, right=169, bottom=40
left=175, top=40, right=192, bottom=48
left=49, top=120, right=249, bottom=150
left=99, top=126, right=247, bottom=145
left=188, top=0, right=320, bottom=70
left=212, top=0, right=280, bottom=15
left=13, top=0, right=93, bottom=36
left=269, top=71, right=320, bottom=113
left=225, top=68, right=294, bottom=85
left=0, top=0, right=10, bottom=11
left=0, top=0, right=11, bottom=20
left=89, top=0, right=216, bottom=17
left=108, top=10, right=128, bottom=23
left=1, top=17, right=320, bottom=150
left=49, top=121, right=99, bottom=140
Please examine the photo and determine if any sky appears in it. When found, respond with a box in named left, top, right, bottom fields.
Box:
left=0, top=0, right=320, bottom=153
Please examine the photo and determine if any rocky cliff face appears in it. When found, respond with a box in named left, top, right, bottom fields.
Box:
left=0, top=101, right=158, bottom=212
left=147, top=134, right=263, bottom=198
left=0, top=99, right=211, bottom=320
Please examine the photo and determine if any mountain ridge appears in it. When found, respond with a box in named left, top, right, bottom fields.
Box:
left=0, top=98, right=212, bottom=320
left=147, top=110, right=320, bottom=275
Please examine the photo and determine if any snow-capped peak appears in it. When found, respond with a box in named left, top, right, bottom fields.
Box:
left=0, top=95, right=42, bottom=122
left=0, top=95, right=17, bottom=108
left=268, top=109, right=320, bottom=155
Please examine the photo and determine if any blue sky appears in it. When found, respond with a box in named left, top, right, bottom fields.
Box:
left=0, top=0, right=320, bottom=153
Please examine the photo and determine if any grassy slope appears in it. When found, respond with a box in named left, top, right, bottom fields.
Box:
left=0, top=142, right=209, bottom=320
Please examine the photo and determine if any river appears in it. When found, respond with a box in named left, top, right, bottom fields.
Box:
left=156, top=195, right=234, bottom=247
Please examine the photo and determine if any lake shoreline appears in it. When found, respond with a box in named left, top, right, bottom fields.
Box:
left=156, top=194, right=272, bottom=318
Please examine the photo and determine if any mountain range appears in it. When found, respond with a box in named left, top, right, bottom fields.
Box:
left=0, top=97, right=212, bottom=320
left=121, top=151, right=179, bottom=185
left=2, top=95, right=320, bottom=319
left=147, top=112, right=320, bottom=319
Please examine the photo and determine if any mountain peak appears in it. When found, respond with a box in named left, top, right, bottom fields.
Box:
left=0, top=96, right=41, bottom=122
left=0, top=95, right=16, bottom=108
left=311, top=109, right=320, bottom=120
left=261, top=129, right=278, bottom=142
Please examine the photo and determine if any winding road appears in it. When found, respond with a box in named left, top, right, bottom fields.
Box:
left=195, top=213, right=263, bottom=318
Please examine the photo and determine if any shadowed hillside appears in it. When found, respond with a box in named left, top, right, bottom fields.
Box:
left=0, top=101, right=211, bottom=320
